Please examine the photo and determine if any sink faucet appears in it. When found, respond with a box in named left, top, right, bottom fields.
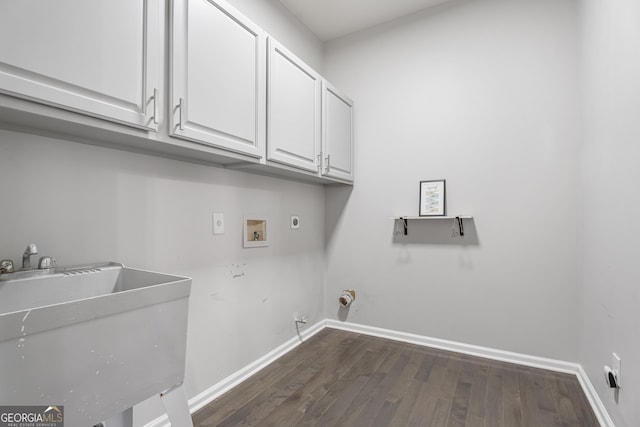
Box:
left=22, top=244, right=38, bottom=270
left=0, top=244, right=57, bottom=280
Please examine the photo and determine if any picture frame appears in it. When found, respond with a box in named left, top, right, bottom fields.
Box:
left=419, top=180, right=446, bottom=216
left=243, top=216, right=268, bottom=248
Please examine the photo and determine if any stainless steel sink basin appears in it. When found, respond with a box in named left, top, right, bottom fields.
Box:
left=0, top=263, right=191, bottom=426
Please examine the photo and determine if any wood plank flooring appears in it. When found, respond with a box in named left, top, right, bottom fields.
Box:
left=193, top=329, right=599, bottom=427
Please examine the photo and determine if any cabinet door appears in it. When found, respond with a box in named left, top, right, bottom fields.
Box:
left=0, top=0, right=160, bottom=130
left=267, top=38, right=321, bottom=173
left=322, top=81, right=354, bottom=182
left=171, top=0, right=265, bottom=159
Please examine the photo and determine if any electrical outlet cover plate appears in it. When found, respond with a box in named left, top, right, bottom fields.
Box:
left=291, top=215, right=300, bottom=229
left=213, top=212, right=225, bottom=235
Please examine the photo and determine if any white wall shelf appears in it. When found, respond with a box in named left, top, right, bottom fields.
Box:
left=394, top=216, right=473, bottom=236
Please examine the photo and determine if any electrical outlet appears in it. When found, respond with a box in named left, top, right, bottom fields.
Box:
left=290, top=215, right=300, bottom=230
left=612, top=353, right=621, bottom=387
left=213, top=212, right=225, bottom=235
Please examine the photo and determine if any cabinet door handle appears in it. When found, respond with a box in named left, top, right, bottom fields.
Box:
left=152, top=88, right=159, bottom=125
left=317, top=154, right=322, bottom=172
left=178, top=97, right=185, bottom=131
left=325, top=154, right=331, bottom=173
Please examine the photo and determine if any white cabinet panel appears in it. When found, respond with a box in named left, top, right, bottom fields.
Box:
left=267, top=38, right=321, bottom=172
left=171, top=0, right=265, bottom=158
left=322, top=81, right=354, bottom=182
left=0, top=0, right=160, bottom=130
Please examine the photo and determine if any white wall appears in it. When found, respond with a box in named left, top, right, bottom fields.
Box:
left=323, top=0, right=582, bottom=361
left=0, top=2, right=325, bottom=425
left=580, top=0, right=640, bottom=425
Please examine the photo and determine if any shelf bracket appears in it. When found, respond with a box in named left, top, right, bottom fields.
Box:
left=401, top=217, right=408, bottom=235
left=455, top=216, right=465, bottom=237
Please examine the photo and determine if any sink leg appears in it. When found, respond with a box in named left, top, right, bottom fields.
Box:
left=160, top=383, right=194, bottom=427
left=97, top=407, right=133, bottom=427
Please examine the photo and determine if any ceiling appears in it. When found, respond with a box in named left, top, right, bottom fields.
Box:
left=278, top=0, right=452, bottom=42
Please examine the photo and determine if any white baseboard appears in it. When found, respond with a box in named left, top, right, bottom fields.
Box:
left=143, top=320, right=326, bottom=427
left=145, top=319, right=613, bottom=427
left=325, top=320, right=579, bottom=374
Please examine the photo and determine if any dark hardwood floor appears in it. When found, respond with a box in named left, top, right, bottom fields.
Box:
left=193, top=329, right=599, bottom=426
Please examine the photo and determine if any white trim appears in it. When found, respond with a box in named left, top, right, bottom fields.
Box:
left=325, top=320, right=580, bottom=374
left=143, top=320, right=326, bottom=427
left=576, top=365, right=615, bottom=427
left=145, top=319, right=613, bottom=427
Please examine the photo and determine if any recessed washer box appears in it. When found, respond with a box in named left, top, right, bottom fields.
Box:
left=244, top=216, right=269, bottom=247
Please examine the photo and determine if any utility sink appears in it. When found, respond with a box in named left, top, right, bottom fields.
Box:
left=0, top=263, right=191, bottom=426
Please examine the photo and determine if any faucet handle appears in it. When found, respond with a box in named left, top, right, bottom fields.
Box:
left=0, top=259, right=14, bottom=274
left=38, top=256, right=56, bottom=270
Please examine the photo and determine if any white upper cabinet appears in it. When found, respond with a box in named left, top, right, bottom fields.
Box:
left=267, top=38, right=322, bottom=173
left=170, top=0, right=266, bottom=159
left=322, top=81, right=354, bottom=182
left=0, top=0, right=160, bottom=130
left=0, top=0, right=354, bottom=184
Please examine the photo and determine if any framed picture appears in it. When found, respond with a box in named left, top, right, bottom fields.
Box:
left=243, top=216, right=268, bottom=248
left=419, top=180, right=446, bottom=216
